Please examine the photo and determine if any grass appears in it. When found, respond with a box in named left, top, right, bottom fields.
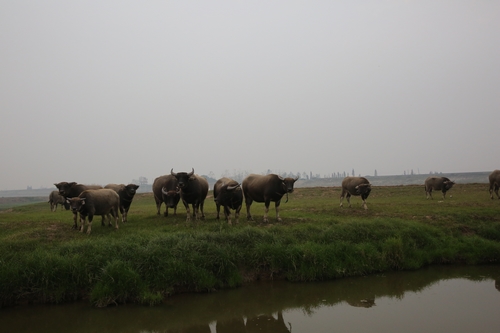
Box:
left=1, top=183, right=499, bottom=307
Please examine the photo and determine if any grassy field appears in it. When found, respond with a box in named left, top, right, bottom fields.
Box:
left=1, top=183, right=499, bottom=307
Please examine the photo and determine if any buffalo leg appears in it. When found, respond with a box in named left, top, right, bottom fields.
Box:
left=72, top=212, right=78, bottom=229
left=263, top=200, right=271, bottom=223
left=155, top=198, right=162, bottom=215
left=183, top=200, right=191, bottom=222
left=346, top=193, right=352, bottom=208
left=234, top=204, right=241, bottom=224
left=275, top=200, right=282, bottom=222
left=199, top=201, right=205, bottom=220
left=112, top=210, right=119, bottom=229
left=215, top=203, right=221, bottom=220
left=245, top=198, right=254, bottom=221
left=426, top=188, right=433, bottom=199
left=121, top=206, right=127, bottom=223
left=224, top=206, right=231, bottom=225
left=79, top=215, right=87, bottom=233
left=361, top=195, right=368, bottom=210
left=340, top=190, right=346, bottom=207
left=86, top=215, right=93, bottom=234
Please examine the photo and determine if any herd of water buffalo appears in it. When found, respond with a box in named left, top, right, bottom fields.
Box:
left=49, top=169, right=500, bottom=234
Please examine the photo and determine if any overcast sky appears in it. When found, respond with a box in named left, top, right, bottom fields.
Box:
left=1, top=1, right=499, bottom=190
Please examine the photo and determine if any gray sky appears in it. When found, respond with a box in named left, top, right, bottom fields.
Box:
left=1, top=1, right=499, bottom=190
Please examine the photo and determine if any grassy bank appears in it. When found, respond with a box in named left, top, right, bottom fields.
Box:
left=1, top=184, right=499, bottom=307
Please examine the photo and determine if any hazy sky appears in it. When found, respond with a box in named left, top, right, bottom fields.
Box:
left=1, top=1, right=499, bottom=190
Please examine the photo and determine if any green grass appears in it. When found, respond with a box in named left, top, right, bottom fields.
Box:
left=1, top=183, right=499, bottom=307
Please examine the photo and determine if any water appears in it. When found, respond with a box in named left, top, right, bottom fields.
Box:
left=1, top=265, right=499, bottom=333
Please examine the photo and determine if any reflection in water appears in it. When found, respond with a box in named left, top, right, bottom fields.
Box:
left=1, top=265, right=499, bottom=333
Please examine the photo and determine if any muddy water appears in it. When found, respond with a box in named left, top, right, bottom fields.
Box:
left=1, top=265, right=499, bottom=333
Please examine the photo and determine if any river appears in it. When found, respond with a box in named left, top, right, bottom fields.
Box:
left=1, top=265, right=499, bottom=333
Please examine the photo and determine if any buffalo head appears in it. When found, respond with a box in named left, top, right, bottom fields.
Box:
left=170, top=168, right=195, bottom=188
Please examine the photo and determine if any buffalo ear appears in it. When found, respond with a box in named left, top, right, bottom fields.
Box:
left=81, top=198, right=86, bottom=205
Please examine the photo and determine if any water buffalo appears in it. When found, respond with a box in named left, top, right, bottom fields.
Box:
left=242, top=174, right=299, bottom=223
left=213, top=177, right=243, bottom=225
left=488, top=170, right=500, bottom=199
left=171, top=168, right=209, bottom=222
left=424, top=176, right=455, bottom=200
left=104, top=183, right=139, bottom=223
left=48, top=190, right=69, bottom=211
left=54, top=182, right=103, bottom=229
left=152, top=175, right=180, bottom=217
left=340, top=177, right=372, bottom=210
left=65, top=189, right=120, bottom=234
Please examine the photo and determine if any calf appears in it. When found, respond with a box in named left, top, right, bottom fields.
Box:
left=54, top=182, right=103, bottom=229
left=65, top=189, right=120, bottom=234
left=104, top=183, right=139, bottom=222
left=213, top=177, right=243, bottom=225
left=48, top=190, right=69, bottom=211
left=340, top=177, right=371, bottom=210
left=424, top=176, right=455, bottom=200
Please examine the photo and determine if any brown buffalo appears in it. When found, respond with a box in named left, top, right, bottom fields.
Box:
left=48, top=190, right=69, bottom=211
left=104, top=183, right=139, bottom=223
left=488, top=170, right=500, bottom=199
left=242, top=174, right=299, bottom=223
left=213, top=177, right=243, bottom=225
left=54, top=182, right=103, bottom=229
left=340, top=177, right=371, bottom=210
left=424, top=176, right=455, bottom=200
left=153, top=175, right=180, bottom=217
left=153, top=175, right=181, bottom=216
left=171, top=168, right=209, bottom=222
left=65, top=189, right=120, bottom=234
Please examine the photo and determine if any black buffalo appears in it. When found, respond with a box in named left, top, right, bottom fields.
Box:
left=152, top=175, right=180, bottom=217
left=65, top=189, right=120, bottom=234
left=54, top=182, right=103, bottom=229
left=424, top=176, right=455, bottom=200
left=213, top=177, right=243, bottom=225
left=340, top=177, right=372, bottom=210
left=104, top=183, right=139, bottom=223
left=242, top=174, right=299, bottom=223
left=171, top=168, right=209, bottom=222
left=488, top=170, right=500, bottom=199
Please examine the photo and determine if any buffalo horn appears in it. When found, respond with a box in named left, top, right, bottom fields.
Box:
left=161, top=187, right=169, bottom=196
left=188, top=168, right=194, bottom=177
left=170, top=168, right=177, bottom=177
left=227, top=183, right=241, bottom=191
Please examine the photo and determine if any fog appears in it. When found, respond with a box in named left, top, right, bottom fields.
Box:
left=1, top=1, right=499, bottom=190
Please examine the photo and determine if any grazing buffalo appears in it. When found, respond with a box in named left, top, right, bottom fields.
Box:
left=170, top=169, right=209, bottom=222
left=152, top=175, right=180, bottom=217
left=242, top=174, right=299, bottom=223
left=489, top=170, right=500, bottom=199
left=54, top=182, right=103, bottom=229
left=213, top=177, right=243, bottom=225
left=340, top=177, right=372, bottom=210
left=104, top=183, right=139, bottom=223
left=65, top=189, right=120, bottom=234
left=48, top=190, right=69, bottom=211
left=424, top=176, right=455, bottom=200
